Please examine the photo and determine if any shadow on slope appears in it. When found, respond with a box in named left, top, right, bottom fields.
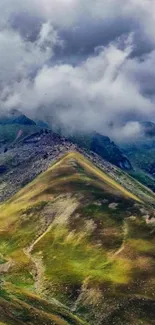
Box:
left=0, top=152, right=155, bottom=324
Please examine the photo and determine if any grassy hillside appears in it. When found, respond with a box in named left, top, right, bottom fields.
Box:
left=0, top=284, right=88, bottom=325
left=0, top=152, right=155, bottom=324
left=0, top=124, right=40, bottom=148
left=121, top=140, right=155, bottom=191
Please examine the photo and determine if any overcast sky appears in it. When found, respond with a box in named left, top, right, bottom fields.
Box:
left=0, top=0, right=155, bottom=141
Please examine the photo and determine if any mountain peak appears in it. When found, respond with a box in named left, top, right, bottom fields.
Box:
left=0, top=151, right=155, bottom=324
left=0, top=109, right=36, bottom=125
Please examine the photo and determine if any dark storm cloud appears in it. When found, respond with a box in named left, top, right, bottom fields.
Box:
left=57, top=18, right=132, bottom=60
left=10, top=12, right=42, bottom=42
left=1, top=0, right=152, bottom=60
left=5, top=1, right=153, bottom=62
left=0, top=0, right=155, bottom=142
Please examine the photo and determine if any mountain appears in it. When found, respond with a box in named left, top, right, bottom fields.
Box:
left=0, top=110, right=132, bottom=173
left=0, top=110, right=40, bottom=152
left=121, top=121, right=155, bottom=191
left=0, top=128, right=154, bottom=205
left=35, top=119, right=50, bottom=128
left=0, top=109, right=36, bottom=126
left=0, top=152, right=155, bottom=325
left=141, top=121, right=155, bottom=137
left=0, top=129, right=76, bottom=201
left=3, top=109, right=155, bottom=196
left=122, top=140, right=155, bottom=191
left=0, top=124, right=40, bottom=150
left=68, top=132, right=132, bottom=170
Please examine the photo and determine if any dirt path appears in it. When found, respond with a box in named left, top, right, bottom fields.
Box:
left=0, top=260, right=13, bottom=273
left=24, top=247, right=46, bottom=296
left=23, top=194, right=79, bottom=296
left=113, top=220, right=128, bottom=257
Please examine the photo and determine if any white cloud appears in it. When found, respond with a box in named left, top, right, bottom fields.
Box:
left=0, top=22, right=60, bottom=86
left=0, top=0, right=155, bottom=141
left=2, top=37, right=154, bottom=141
left=111, top=121, right=143, bottom=142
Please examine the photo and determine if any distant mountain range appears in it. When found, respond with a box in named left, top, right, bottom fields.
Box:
left=0, top=108, right=36, bottom=125
left=1, top=109, right=155, bottom=192
left=121, top=121, right=155, bottom=191
left=1, top=110, right=155, bottom=325
left=0, top=109, right=132, bottom=171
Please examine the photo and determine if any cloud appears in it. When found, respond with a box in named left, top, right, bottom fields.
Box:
left=0, top=22, right=61, bottom=85
left=0, top=0, right=155, bottom=141
left=110, top=121, right=143, bottom=143
left=1, top=37, right=154, bottom=142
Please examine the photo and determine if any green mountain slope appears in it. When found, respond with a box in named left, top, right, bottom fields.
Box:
left=121, top=139, right=155, bottom=191
left=120, top=121, right=155, bottom=191
left=0, top=152, right=155, bottom=324
left=0, top=124, right=41, bottom=148
left=0, top=109, right=41, bottom=151
left=0, top=109, right=36, bottom=126
left=0, top=286, right=88, bottom=325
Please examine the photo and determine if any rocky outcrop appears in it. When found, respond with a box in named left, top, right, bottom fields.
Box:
left=70, top=131, right=132, bottom=170
left=90, top=132, right=132, bottom=170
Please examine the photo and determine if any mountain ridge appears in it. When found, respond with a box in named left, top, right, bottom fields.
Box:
left=1, top=134, right=155, bottom=205
left=0, top=151, right=155, bottom=324
left=0, top=109, right=132, bottom=172
left=0, top=109, right=36, bottom=126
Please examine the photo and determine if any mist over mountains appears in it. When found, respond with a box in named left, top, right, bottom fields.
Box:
left=1, top=3, right=155, bottom=324
left=1, top=108, right=155, bottom=194
left=0, top=1, right=155, bottom=142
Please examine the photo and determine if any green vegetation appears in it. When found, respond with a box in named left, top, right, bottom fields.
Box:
left=0, top=284, right=88, bottom=325
left=121, top=140, right=155, bottom=191
left=130, top=167, right=155, bottom=191
left=0, top=124, right=40, bottom=146
left=0, top=152, right=155, bottom=324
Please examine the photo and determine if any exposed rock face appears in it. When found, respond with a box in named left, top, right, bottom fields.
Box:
left=90, top=132, right=132, bottom=170
left=69, top=131, right=132, bottom=170
left=0, top=130, right=154, bottom=207
left=108, top=202, right=118, bottom=210
left=0, top=130, right=76, bottom=202
left=0, top=109, right=133, bottom=172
